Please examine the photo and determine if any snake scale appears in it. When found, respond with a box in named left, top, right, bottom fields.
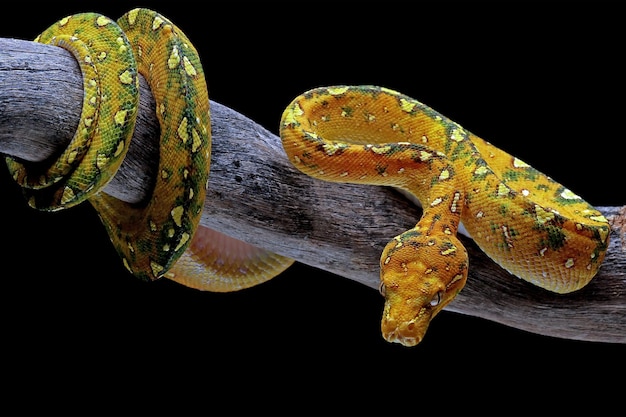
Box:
left=5, top=10, right=610, bottom=347
left=279, top=85, right=610, bottom=346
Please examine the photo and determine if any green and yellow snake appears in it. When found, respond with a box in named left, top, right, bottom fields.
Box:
left=279, top=85, right=610, bottom=346
left=6, top=8, right=292, bottom=289
left=5, top=10, right=611, bottom=348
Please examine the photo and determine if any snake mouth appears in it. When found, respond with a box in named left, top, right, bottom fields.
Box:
left=381, top=317, right=424, bottom=347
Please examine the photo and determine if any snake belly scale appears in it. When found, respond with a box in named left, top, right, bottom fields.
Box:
left=279, top=85, right=610, bottom=346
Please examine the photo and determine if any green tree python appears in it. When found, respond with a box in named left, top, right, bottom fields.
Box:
left=5, top=11, right=610, bottom=347
left=278, top=85, right=610, bottom=346
left=5, top=8, right=292, bottom=289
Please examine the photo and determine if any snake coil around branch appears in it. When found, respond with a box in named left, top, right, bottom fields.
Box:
left=0, top=37, right=625, bottom=343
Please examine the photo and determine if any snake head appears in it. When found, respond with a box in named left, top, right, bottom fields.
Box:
left=378, top=232, right=468, bottom=347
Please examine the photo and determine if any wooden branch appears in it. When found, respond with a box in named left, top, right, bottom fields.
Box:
left=2, top=37, right=625, bottom=344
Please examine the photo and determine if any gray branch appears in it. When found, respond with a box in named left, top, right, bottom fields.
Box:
left=2, top=37, right=625, bottom=343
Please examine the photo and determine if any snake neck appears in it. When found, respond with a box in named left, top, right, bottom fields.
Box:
left=379, top=179, right=468, bottom=346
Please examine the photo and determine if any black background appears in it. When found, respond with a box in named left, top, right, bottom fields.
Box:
left=1, top=1, right=624, bottom=415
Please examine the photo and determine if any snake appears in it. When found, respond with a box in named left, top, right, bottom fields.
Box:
left=6, top=8, right=292, bottom=289
left=279, top=85, right=610, bottom=347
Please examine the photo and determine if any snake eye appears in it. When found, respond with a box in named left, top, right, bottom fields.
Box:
left=429, top=290, right=444, bottom=307
left=378, top=282, right=386, bottom=297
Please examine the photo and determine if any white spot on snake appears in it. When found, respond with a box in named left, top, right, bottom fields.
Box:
left=61, top=187, right=75, bottom=204
left=497, top=183, right=510, bottom=197
left=513, top=157, right=530, bottom=168
left=370, top=145, right=392, bottom=155
left=150, top=261, right=164, bottom=278
left=168, top=45, right=181, bottom=69
left=564, top=258, right=575, bottom=268
left=119, top=70, right=134, bottom=85
left=177, top=117, right=189, bottom=143
left=450, top=128, right=465, bottom=142
left=96, top=16, right=111, bottom=26
left=535, top=205, right=555, bottom=225
left=400, top=98, right=416, bottom=113
left=171, top=206, right=184, bottom=227
left=122, top=258, right=132, bottom=272
left=127, top=8, right=139, bottom=25
left=67, top=150, right=78, bottom=165
left=174, top=232, right=190, bottom=252
left=191, top=129, right=202, bottom=153
left=419, top=150, right=432, bottom=161
left=323, top=143, right=344, bottom=156
left=114, top=110, right=127, bottom=126
left=430, top=197, right=443, bottom=207
left=589, top=215, right=608, bottom=223
left=561, top=189, right=581, bottom=200
left=502, top=225, right=513, bottom=248
left=182, top=56, right=197, bottom=77
left=113, top=140, right=125, bottom=157
left=152, top=15, right=165, bottom=31
left=327, top=86, right=349, bottom=95
left=474, top=166, right=489, bottom=177
left=441, top=246, right=457, bottom=256
left=451, top=192, right=461, bottom=213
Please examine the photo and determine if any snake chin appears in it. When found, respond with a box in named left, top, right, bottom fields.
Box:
left=381, top=312, right=430, bottom=347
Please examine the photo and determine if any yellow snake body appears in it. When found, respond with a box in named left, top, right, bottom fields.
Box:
left=279, top=85, right=610, bottom=346
left=89, top=9, right=211, bottom=282
left=8, top=8, right=291, bottom=289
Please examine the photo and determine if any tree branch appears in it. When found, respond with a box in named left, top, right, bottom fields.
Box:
left=2, top=37, right=625, bottom=343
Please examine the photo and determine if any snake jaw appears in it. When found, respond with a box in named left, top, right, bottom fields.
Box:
left=381, top=306, right=431, bottom=347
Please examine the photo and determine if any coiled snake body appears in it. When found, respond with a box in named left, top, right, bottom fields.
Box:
left=279, top=85, right=610, bottom=346
left=7, top=9, right=292, bottom=291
